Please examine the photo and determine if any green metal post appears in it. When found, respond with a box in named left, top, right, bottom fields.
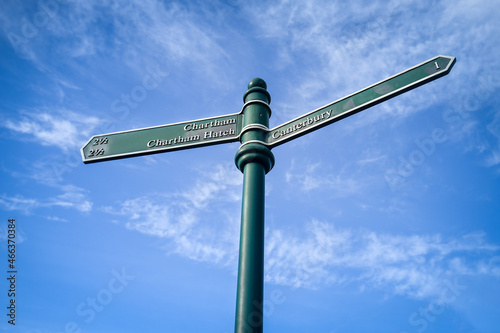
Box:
left=234, top=78, right=275, bottom=333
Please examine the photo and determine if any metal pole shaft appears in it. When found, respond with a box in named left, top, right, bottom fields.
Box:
left=235, top=162, right=266, bottom=332
left=234, top=78, right=274, bottom=333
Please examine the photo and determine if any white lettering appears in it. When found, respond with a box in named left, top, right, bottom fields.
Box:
left=184, top=118, right=236, bottom=132
left=203, top=128, right=235, bottom=139
left=147, top=135, right=201, bottom=148
left=271, top=110, right=333, bottom=141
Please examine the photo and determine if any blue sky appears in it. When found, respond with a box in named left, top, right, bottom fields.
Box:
left=1, top=0, right=500, bottom=332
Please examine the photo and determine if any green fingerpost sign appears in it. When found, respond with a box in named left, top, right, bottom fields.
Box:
left=81, top=113, right=243, bottom=163
left=82, top=55, right=456, bottom=333
left=266, top=55, right=456, bottom=147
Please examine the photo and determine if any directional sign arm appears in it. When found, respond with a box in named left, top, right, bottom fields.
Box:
left=81, top=113, right=243, bottom=163
left=266, top=55, right=456, bottom=148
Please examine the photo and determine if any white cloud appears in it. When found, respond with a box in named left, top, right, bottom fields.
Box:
left=0, top=184, right=92, bottom=214
left=484, top=111, right=500, bottom=167
left=4, top=109, right=100, bottom=151
left=49, top=185, right=93, bottom=213
left=0, top=195, right=40, bottom=214
left=105, top=162, right=500, bottom=300
left=285, top=159, right=364, bottom=195
left=35, top=0, right=235, bottom=83
left=104, top=163, right=242, bottom=265
left=242, top=0, right=500, bottom=132
left=46, top=216, right=69, bottom=223
left=264, top=220, right=500, bottom=299
left=115, top=194, right=239, bottom=264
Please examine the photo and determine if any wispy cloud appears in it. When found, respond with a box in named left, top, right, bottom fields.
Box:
left=0, top=195, right=40, bottom=214
left=104, top=163, right=242, bottom=265
left=484, top=110, right=500, bottom=169
left=0, top=184, right=92, bottom=214
left=104, top=163, right=500, bottom=301
left=284, top=159, right=366, bottom=195
left=6, top=0, right=235, bottom=81
left=243, top=0, right=500, bottom=133
left=265, top=220, right=500, bottom=299
left=3, top=109, right=100, bottom=151
left=49, top=184, right=93, bottom=213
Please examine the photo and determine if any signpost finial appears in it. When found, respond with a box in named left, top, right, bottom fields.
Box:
left=248, top=77, right=267, bottom=89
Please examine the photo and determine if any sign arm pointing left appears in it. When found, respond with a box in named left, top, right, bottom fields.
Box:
left=81, top=112, right=243, bottom=164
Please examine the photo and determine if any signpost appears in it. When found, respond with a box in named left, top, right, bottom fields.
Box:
left=81, top=55, right=456, bottom=333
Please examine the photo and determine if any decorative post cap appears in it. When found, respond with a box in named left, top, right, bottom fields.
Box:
left=248, top=77, right=267, bottom=90
left=243, top=78, right=271, bottom=104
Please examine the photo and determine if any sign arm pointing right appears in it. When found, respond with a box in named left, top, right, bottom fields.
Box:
left=266, top=55, right=456, bottom=148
